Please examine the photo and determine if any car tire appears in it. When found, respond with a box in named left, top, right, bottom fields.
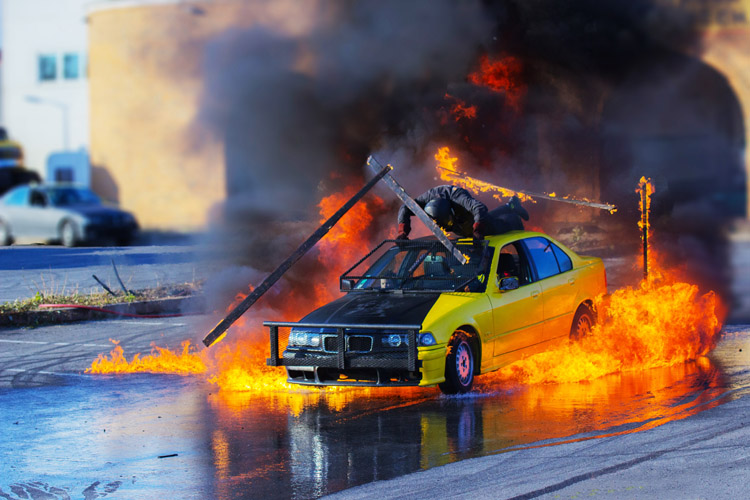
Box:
left=60, top=221, right=79, bottom=247
left=0, top=220, right=12, bottom=246
left=439, top=330, right=475, bottom=395
left=570, top=303, right=595, bottom=341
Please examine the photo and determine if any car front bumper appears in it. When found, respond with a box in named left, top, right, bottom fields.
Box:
left=264, top=321, right=447, bottom=387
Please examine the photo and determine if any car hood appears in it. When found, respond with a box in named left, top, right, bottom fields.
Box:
left=299, top=292, right=441, bottom=327
left=60, top=205, right=129, bottom=217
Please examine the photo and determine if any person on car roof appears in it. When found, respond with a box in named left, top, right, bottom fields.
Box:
left=396, top=185, right=529, bottom=241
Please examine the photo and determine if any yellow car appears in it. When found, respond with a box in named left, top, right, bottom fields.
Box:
left=265, top=231, right=607, bottom=394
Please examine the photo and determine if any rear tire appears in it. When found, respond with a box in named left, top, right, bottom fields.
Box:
left=439, top=331, right=475, bottom=394
left=570, top=303, right=595, bottom=341
left=0, top=220, right=12, bottom=246
left=60, top=221, right=78, bottom=247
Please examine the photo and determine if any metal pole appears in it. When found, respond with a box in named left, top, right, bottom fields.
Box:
left=641, top=184, right=649, bottom=280
left=368, top=156, right=468, bottom=265
left=438, top=166, right=617, bottom=212
left=202, top=164, right=393, bottom=348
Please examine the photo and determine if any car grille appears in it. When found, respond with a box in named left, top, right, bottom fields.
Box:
left=323, top=335, right=373, bottom=353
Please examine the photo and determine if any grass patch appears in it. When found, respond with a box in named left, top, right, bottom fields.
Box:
left=0, top=281, right=202, bottom=315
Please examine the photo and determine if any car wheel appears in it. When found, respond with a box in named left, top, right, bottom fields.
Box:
left=439, top=330, right=475, bottom=395
left=570, top=303, right=595, bottom=341
left=0, top=220, right=12, bottom=246
left=60, top=221, right=79, bottom=247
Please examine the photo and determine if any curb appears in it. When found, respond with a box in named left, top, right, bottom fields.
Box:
left=0, top=296, right=207, bottom=328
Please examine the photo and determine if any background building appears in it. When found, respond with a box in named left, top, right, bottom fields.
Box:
left=1, top=0, right=89, bottom=172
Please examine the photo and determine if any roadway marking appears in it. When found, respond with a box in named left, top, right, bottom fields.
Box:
left=4, top=368, right=87, bottom=376
left=0, top=339, right=113, bottom=348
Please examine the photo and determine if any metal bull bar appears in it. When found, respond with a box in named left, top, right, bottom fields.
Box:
left=264, top=322, right=423, bottom=372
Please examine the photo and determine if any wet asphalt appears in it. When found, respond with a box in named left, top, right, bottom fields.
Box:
left=1, top=316, right=748, bottom=499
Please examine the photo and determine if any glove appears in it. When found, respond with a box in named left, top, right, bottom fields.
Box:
left=396, top=223, right=409, bottom=240
left=472, top=221, right=485, bottom=242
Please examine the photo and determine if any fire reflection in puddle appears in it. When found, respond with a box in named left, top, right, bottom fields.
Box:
left=199, top=334, right=743, bottom=499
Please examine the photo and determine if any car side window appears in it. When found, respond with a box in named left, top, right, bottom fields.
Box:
left=498, top=242, right=532, bottom=285
left=29, top=190, right=47, bottom=207
left=551, top=244, right=573, bottom=272
left=3, top=187, right=29, bottom=206
left=523, top=237, right=561, bottom=281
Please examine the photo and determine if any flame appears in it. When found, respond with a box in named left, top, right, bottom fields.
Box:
left=444, top=94, right=478, bottom=121
left=479, top=275, right=721, bottom=388
left=480, top=177, right=721, bottom=388
left=468, top=54, right=525, bottom=111
left=435, top=146, right=532, bottom=203
left=86, top=339, right=206, bottom=375
left=87, top=172, right=721, bottom=405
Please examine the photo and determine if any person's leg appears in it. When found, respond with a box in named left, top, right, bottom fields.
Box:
left=484, top=214, right=523, bottom=235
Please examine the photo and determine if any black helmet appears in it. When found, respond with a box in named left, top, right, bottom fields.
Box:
left=424, top=198, right=453, bottom=228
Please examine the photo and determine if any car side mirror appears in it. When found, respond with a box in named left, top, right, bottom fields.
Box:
left=498, top=276, right=520, bottom=291
left=340, top=279, right=355, bottom=291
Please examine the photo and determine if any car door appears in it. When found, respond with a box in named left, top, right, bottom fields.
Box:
left=487, top=241, right=545, bottom=363
left=522, top=237, right=578, bottom=341
left=2, top=186, right=37, bottom=238
left=25, top=188, right=59, bottom=238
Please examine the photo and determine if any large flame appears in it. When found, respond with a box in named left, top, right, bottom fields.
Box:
left=480, top=276, right=721, bottom=388
left=87, top=169, right=722, bottom=398
left=86, top=339, right=206, bottom=375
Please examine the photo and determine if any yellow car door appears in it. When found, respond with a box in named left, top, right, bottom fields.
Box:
left=487, top=242, right=545, bottom=364
left=523, top=237, right=578, bottom=342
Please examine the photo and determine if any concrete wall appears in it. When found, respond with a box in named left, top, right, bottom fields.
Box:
left=1, top=0, right=89, bottom=174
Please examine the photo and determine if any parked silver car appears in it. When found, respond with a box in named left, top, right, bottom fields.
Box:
left=0, top=184, right=138, bottom=246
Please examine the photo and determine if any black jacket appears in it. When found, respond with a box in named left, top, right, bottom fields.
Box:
left=398, top=185, right=488, bottom=238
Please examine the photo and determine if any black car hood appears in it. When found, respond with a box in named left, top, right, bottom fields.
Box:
left=63, top=205, right=128, bottom=217
left=300, top=292, right=440, bottom=327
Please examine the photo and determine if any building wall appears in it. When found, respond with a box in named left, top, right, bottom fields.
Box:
left=86, top=0, right=314, bottom=230
left=1, top=0, right=89, bottom=173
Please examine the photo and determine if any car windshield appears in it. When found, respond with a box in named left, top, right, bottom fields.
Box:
left=342, top=239, right=494, bottom=292
left=46, top=187, right=101, bottom=207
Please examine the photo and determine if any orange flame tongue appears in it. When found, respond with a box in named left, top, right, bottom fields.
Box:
left=481, top=278, right=721, bottom=387
left=86, top=339, right=207, bottom=375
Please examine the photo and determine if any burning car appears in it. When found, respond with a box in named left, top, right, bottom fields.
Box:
left=266, top=231, right=607, bottom=394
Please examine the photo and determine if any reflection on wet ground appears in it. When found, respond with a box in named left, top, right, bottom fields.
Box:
left=2, top=327, right=748, bottom=499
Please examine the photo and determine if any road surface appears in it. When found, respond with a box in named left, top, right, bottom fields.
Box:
left=1, top=317, right=748, bottom=499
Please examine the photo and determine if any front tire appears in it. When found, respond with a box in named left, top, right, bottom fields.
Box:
left=570, top=303, right=595, bottom=341
left=60, top=221, right=79, bottom=247
left=0, top=220, right=12, bottom=246
left=439, top=331, right=475, bottom=394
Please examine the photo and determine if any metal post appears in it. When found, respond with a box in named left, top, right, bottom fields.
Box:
left=267, top=325, right=279, bottom=367
left=641, top=182, right=649, bottom=280
left=407, top=329, right=417, bottom=372
left=337, top=328, right=346, bottom=369
left=203, top=164, right=392, bottom=348
left=367, top=156, right=468, bottom=264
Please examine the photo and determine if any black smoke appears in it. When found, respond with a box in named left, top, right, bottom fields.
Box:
left=198, top=0, right=745, bottom=312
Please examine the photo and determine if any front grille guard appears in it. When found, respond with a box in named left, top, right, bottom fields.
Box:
left=264, top=321, right=422, bottom=372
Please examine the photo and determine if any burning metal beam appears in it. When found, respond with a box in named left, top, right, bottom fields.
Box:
left=202, top=163, right=393, bottom=348
left=367, top=156, right=469, bottom=265
left=437, top=166, right=617, bottom=212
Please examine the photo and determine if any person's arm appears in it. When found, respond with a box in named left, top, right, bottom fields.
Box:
left=397, top=188, right=436, bottom=238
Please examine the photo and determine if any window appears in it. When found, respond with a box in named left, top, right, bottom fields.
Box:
left=551, top=244, right=573, bottom=273
left=523, top=237, right=562, bottom=281
left=498, top=243, right=532, bottom=285
left=3, top=187, right=29, bottom=206
left=38, top=54, right=57, bottom=81
left=54, top=167, right=75, bottom=182
left=63, top=53, right=79, bottom=80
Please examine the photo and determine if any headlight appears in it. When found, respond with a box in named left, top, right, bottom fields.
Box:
left=288, top=330, right=321, bottom=347
left=418, top=332, right=437, bottom=346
